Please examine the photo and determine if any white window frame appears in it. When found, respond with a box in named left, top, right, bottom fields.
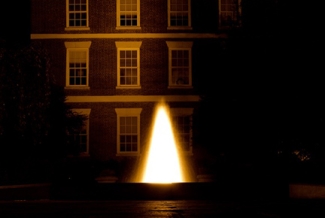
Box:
left=115, top=41, right=142, bottom=89
left=166, top=41, right=193, bottom=88
left=219, top=0, right=242, bottom=28
left=167, top=0, right=192, bottom=30
left=115, top=108, right=142, bottom=156
left=65, top=0, right=90, bottom=31
left=65, top=41, right=91, bottom=89
left=72, top=108, right=91, bottom=155
left=170, top=108, right=193, bottom=155
left=116, top=0, right=141, bottom=30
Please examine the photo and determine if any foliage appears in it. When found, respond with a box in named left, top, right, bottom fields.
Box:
left=0, top=41, right=86, bottom=184
left=192, top=1, right=324, bottom=182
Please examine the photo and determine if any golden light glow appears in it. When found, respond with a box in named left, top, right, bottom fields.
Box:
left=142, top=103, right=184, bottom=183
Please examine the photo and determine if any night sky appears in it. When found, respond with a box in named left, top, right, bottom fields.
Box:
left=0, top=1, right=30, bottom=43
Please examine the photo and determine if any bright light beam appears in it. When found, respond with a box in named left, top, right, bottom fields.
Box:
left=142, top=104, right=183, bottom=183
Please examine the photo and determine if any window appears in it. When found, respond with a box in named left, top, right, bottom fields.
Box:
left=166, top=41, right=193, bottom=88
left=116, top=0, right=140, bottom=29
left=70, top=109, right=91, bottom=155
left=115, top=108, right=142, bottom=155
left=168, top=0, right=191, bottom=29
left=66, top=0, right=89, bottom=30
left=219, top=0, right=241, bottom=28
left=171, top=108, right=193, bottom=154
left=115, top=41, right=142, bottom=88
left=65, top=41, right=91, bottom=88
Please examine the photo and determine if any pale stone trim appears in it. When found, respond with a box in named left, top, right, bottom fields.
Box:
left=31, top=33, right=226, bottom=39
left=65, top=95, right=200, bottom=102
left=64, top=41, right=92, bottom=48
left=64, top=86, right=90, bottom=90
left=167, top=26, right=193, bottom=30
left=115, top=86, right=141, bottom=89
left=116, top=26, right=141, bottom=30
left=166, top=41, right=193, bottom=48
left=115, top=41, right=142, bottom=48
left=167, top=86, right=193, bottom=89
left=65, top=27, right=90, bottom=31
left=115, top=108, right=142, bottom=116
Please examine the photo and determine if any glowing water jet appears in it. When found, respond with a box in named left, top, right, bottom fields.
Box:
left=142, top=103, right=184, bottom=183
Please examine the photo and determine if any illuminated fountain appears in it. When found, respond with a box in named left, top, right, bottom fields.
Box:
left=141, top=102, right=186, bottom=183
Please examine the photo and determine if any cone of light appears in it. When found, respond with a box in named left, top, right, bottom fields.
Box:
left=142, top=104, right=184, bottom=183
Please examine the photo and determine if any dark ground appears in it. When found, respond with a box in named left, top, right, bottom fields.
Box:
left=0, top=182, right=325, bottom=218
left=1, top=199, right=325, bottom=218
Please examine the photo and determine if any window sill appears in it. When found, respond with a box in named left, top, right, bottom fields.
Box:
left=168, top=85, right=193, bottom=89
left=116, top=86, right=141, bottom=89
left=116, top=26, right=141, bottom=30
left=65, top=86, right=90, bottom=90
left=65, top=27, right=90, bottom=31
left=167, top=26, right=193, bottom=30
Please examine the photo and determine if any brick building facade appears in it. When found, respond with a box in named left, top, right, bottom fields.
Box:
left=31, top=0, right=241, bottom=182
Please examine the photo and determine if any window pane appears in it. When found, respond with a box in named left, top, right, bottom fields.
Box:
left=131, top=59, right=137, bottom=67
left=125, top=51, right=132, bottom=58
left=69, top=50, right=87, bottom=85
left=126, top=125, right=131, bottom=133
left=131, top=69, right=137, bottom=76
left=68, top=0, right=87, bottom=27
left=125, top=117, right=131, bottom=125
left=120, top=69, right=126, bottom=76
left=173, top=115, right=191, bottom=151
left=120, top=59, right=125, bottom=67
left=119, top=50, right=138, bottom=86
left=120, top=50, right=126, bottom=58
left=170, top=0, right=189, bottom=26
left=126, top=59, right=131, bottom=66
left=131, top=77, right=137, bottom=85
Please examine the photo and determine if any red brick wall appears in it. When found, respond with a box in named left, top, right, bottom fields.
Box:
left=31, top=0, right=219, bottom=34
left=37, top=38, right=218, bottom=96
left=31, top=0, right=66, bottom=33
